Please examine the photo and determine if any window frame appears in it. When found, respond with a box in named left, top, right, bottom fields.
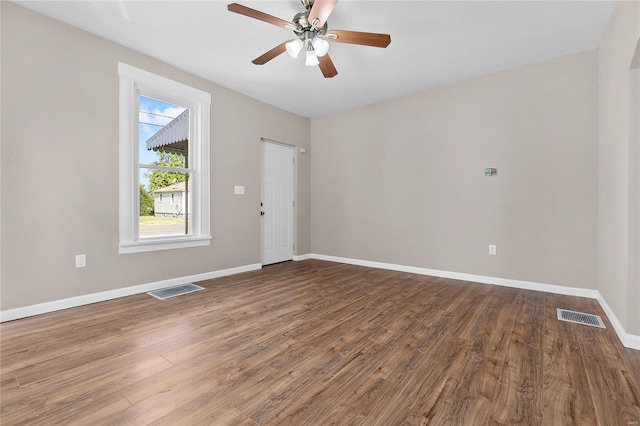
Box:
left=118, top=62, right=211, bottom=254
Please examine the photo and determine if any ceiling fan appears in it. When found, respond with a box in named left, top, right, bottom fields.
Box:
left=227, top=0, right=391, bottom=78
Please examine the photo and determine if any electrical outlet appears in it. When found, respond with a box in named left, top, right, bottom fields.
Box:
left=75, top=254, right=86, bottom=268
left=489, top=245, right=497, bottom=255
left=234, top=185, right=245, bottom=195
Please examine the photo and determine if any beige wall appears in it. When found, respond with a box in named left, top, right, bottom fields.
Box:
left=0, top=3, right=310, bottom=310
left=311, top=50, right=598, bottom=289
left=598, top=1, right=640, bottom=335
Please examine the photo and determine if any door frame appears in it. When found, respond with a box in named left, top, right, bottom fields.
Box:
left=260, top=138, right=296, bottom=266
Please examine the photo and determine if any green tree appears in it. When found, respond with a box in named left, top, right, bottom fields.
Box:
left=139, top=185, right=154, bottom=216
left=146, top=151, right=186, bottom=191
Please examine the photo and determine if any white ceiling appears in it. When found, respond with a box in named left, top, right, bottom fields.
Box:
left=14, top=1, right=614, bottom=117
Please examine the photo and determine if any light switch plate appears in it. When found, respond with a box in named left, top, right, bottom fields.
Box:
left=489, top=245, right=497, bottom=255
left=75, top=254, right=86, bottom=268
left=234, top=185, right=245, bottom=195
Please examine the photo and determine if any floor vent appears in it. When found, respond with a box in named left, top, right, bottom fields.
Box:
left=557, top=308, right=605, bottom=328
left=147, top=284, right=204, bottom=300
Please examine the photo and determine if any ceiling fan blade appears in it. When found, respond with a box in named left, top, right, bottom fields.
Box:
left=252, top=41, right=289, bottom=65
left=327, top=30, right=391, bottom=48
left=308, top=0, right=338, bottom=28
left=318, top=54, right=338, bottom=78
left=228, top=3, right=295, bottom=31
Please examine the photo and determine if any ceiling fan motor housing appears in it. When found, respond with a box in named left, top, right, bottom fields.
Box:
left=292, top=11, right=328, bottom=38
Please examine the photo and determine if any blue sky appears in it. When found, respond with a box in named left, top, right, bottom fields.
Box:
left=138, top=96, right=186, bottom=189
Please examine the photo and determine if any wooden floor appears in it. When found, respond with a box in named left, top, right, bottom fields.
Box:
left=1, top=260, right=639, bottom=425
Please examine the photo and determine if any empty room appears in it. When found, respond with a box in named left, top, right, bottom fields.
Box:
left=1, top=0, right=639, bottom=424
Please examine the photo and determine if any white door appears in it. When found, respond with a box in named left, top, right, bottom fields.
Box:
left=261, top=141, right=294, bottom=265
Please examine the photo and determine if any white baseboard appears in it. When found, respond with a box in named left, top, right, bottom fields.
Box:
left=596, top=292, right=640, bottom=350
left=293, top=254, right=312, bottom=261
left=596, top=292, right=627, bottom=344
left=308, top=253, right=639, bottom=351
left=310, top=254, right=598, bottom=298
left=625, top=334, right=640, bottom=350
left=0, top=263, right=262, bottom=323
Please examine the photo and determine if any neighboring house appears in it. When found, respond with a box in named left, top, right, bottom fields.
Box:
left=152, top=181, right=186, bottom=218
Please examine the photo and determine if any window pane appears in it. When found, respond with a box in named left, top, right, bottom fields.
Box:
left=139, top=168, right=191, bottom=238
left=139, top=95, right=188, bottom=168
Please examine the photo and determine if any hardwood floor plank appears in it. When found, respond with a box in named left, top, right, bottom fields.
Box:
left=30, top=389, right=132, bottom=425
left=120, top=333, right=293, bottom=407
left=324, top=375, right=402, bottom=423
left=489, top=290, right=544, bottom=425
left=1, top=355, right=173, bottom=409
left=444, top=283, right=495, bottom=341
left=428, top=352, right=505, bottom=425
left=1, top=260, right=638, bottom=425
left=581, top=360, right=640, bottom=426
left=262, top=346, right=394, bottom=425
left=104, top=362, right=270, bottom=424
left=469, top=287, right=519, bottom=359
left=372, top=337, right=473, bottom=425
left=542, top=294, right=598, bottom=425
left=375, top=320, right=434, bottom=384
left=236, top=370, right=319, bottom=424
left=2, top=322, right=196, bottom=386
left=149, top=366, right=280, bottom=425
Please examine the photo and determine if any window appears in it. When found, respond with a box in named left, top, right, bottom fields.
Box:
left=119, top=62, right=211, bottom=254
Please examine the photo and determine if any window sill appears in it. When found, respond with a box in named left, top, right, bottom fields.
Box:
left=119, top=235, right=212, bottom=254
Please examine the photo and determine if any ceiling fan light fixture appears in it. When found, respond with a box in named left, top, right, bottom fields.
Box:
left=305, top=49, right=319, bottom=66
left=312, top=37, right=329, bottom=57
left=285, top=38, right=304, bottom=58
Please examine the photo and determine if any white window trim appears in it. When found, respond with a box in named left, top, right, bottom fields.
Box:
left=118, top=62, right=211, bottom=254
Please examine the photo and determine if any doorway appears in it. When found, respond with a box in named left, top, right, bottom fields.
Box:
left=261, top=140, right=294, bottom=265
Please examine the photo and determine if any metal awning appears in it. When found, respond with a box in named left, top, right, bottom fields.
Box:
left=145, top=109, right=189, bottom=154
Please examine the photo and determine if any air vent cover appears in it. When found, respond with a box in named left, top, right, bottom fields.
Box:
left=147, top=283, right=204, bottom=300
left=557, top=308, right=605, bottom=328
